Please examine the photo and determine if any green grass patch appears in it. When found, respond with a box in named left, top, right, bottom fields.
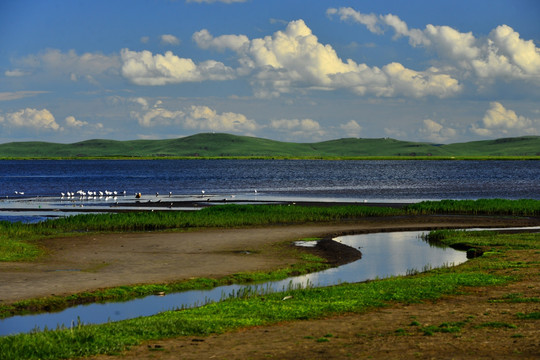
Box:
left=0, top=272, right=510, bottom=359
left=423, top=229, right=540, bottom=251
left=515, top=312, right=540, bottom=320
left=475, top=322, right=517, bottom=329
left=490, top=293, right=540, bottom=303
left=419, top=320, right=469, bottom=336
left=406, top=198, right=540, bottom=216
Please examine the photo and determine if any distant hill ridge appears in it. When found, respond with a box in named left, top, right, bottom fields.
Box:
left=0, top=133, right=539, bottom=158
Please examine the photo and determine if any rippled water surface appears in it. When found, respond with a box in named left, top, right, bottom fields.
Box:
left=2, top=159, right=538, bottom=222
left=2, top=159, right=538, bottom=200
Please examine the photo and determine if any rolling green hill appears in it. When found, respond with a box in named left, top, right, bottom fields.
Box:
left=0, top=133, right=539, bottom=159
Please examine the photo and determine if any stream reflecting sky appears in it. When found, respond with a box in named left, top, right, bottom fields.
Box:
left=0, top=230, right=467, bottom=336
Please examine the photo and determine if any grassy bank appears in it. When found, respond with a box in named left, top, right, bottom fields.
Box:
left=1, top=229, right=538, bottom=360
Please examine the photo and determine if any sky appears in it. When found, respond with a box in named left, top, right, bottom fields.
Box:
left=1, top=0, right=539, bottom=144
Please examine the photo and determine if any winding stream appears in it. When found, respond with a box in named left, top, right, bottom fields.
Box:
left=0, top=230, right=467, bottom=336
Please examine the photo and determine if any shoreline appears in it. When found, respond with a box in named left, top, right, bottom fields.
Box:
left=1, top=214, right=539, bottom=304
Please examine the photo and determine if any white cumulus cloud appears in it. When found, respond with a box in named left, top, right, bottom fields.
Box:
left=120, top=49, right=236, bottom=85
left=193, top=29, right=249, bottom=52
left=184, top=105, right=257, bottom=132
left=419, top=119, right=457, bottom=143
left=195, top=19, right=461, bottom=98
left=339, top=120, right=363, bottom=137
left=65, top=116, right=104, bottom=131
left=326, top=7, right=381, bottom=34
left=328, top=7, right=540, bottom=85
left=65, top=116, right=88, bottom=127
left=269, top=118, right=324, bottom=140
left=471, top=102, right=537, bottom=137
left=131, top=106, right=185, bottom=127
left=1, top=108, right=61, bottom=131
left=129, top=99, right=257, bottom=132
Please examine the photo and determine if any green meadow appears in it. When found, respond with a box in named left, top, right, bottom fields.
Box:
left=1, top=228, right=538, bottom=359
left=1, top=133, right=539, bottom=158
left=0, top=199, right=539, bottom=359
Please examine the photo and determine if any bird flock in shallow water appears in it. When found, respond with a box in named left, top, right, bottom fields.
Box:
left=61, top=190, right=127, bottom=199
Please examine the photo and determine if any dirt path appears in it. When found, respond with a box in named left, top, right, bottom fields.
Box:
left=1, top=215, right=539, bottom=304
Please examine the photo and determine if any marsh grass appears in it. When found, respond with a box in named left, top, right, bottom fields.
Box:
left=423, top=229, right=540, bottom=251
left=407, top=199, right=540, bottom=216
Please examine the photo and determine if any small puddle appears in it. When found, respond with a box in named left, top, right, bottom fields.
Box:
left=0, top=230, right=467, bottom=336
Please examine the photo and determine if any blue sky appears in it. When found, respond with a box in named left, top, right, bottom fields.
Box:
left=1, top=0, right=539, bottom=144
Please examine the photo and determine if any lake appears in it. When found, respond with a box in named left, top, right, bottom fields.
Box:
left=1, top=159, right=539, bottom=222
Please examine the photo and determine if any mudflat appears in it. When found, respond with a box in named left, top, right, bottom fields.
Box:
left=1, top=214, right=538, bottom=303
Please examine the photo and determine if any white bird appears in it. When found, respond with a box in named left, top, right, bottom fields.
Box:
left=61, top=192, right=65, bottom=197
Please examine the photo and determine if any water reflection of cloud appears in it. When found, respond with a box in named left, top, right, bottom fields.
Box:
left=336, top=231, right=467, bottom=280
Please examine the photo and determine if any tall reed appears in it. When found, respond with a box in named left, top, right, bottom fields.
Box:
left=406, top=199, right=540, bottom=216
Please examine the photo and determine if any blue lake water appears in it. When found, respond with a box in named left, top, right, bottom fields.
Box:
left=1, top=159, right=539, bottom=222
